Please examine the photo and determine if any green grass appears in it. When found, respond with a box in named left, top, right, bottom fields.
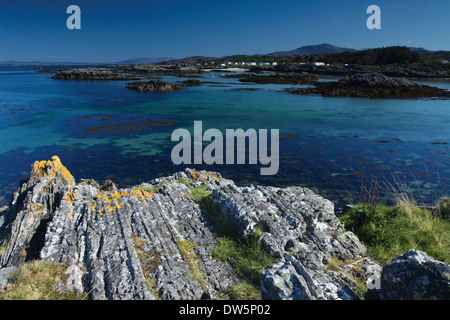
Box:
left=225, top=282, right=262, bottom=300
left=0, top=236, right=8, bottom=257
left=175, top=239, right=206, bottom=290
left=326, top=256, right=368, bottom=299
left=189, top=189, right=276, bottom=297
left=135, top=183, right=165, bottom=193
left=437, top=197, right=450, bottom=220
left=0, top=260, right=88, bottom=300
left=187, top=184, right=212, bottom=202
left=132, top=234, right=162, bottom=299
left=339, top=201, right=450, bottom=264
left=212, top=235, right=275, bottom=286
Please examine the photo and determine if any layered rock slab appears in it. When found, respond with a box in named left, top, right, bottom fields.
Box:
left=0, top=159, right=237, bottom=300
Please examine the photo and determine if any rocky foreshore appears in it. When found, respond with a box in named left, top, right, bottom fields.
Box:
left=116, top=64, right=202, bottom=75
left=285, top=73, right=450, bottom=99
left=0, top=157, right=449, bottom=300
left=255, top=64, right=450, bottom=79
left=50, top=68, right=135, bottom=80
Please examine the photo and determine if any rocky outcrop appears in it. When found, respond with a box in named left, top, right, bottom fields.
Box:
left=221, top=72, right=318, bottom=85
left=366, top=250, right=450, bottom=300
left=0, top=161, right=237, bottom=300
left=125, top=80, right=183, bottom=92
left=51, top=68, right=132, bottom=80
left=210, top=183, right=371, bottom=300
left=285, top=73, right=450, bottom=99
left=179, top=79, right=203, bottom=86
left=118, top=64, right=202, bottom=74
left=253, top=64, right=450, bottom=79
left=0, top=157, right=448, bottom=300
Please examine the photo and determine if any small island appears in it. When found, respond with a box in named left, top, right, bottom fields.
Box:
left=284, top=73, right=450, bottom=99
left=125, top=79, right=183, bottom=92
left=50, top=68, right=133, bottom=80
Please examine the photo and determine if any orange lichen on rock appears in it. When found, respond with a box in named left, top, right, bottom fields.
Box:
left=130, top=189, right=154, bottom=205
left=64, top=190, right=78, bottom=203
left=31, top=155, right=75, bottom=186
left=189, top=169, right=220, bottom=182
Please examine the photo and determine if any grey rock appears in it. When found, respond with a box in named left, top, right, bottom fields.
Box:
left=208, top=180, right=368, bottom=300
left=100, top=179, right=118, bottom=192
left=261, top=255, right=360, bottom=300
left=366, top=250, right=450, bottom=300
left=125, top=80, right=183, bottom=92
left=124, top=64, right=201, bottom=74
left=345, top=73, right=421, bottom=88
left=77, top=178, right=101, bottom=190
left=56, top=264, right=84, bottom=295
left=0, top=266, right=16, bottom=292
left=340, top=257, right=383, bottom=285
left=285, top=72, right=450, bottom=99
left=51, top=68, right=131, bottom=80
left=0, top=163, right=238, bottom=300
left=0, top=156, right=74, bottom=267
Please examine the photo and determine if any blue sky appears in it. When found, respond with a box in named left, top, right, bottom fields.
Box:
left=0, top=0, right=449, bottom=62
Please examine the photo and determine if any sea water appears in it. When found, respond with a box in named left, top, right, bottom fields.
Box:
left=0, top=66, right=449, bottom=207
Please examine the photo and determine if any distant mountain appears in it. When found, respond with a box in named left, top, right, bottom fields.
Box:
left=265, top=43, right=357, bottom=57
left=117, top=57, right=173, bottom=65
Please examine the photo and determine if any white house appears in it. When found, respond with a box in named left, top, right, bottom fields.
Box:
left=312, top=62, right=325, bottom=66
left=272, top=62, right=278, bottom=66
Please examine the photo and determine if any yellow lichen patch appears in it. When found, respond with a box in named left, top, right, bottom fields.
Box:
left=30, top=156, right=74, bottom=186
left=208, top=173, right=220, bottom=180
left=128, top=189, right=154, bottom=206
left=188, top=169, right=220, bottom=182
left=64, top=190, right=78, bottom=203
left=190, top=169, right=199, bottom=181
left=111, top=191, right=129, bottom=199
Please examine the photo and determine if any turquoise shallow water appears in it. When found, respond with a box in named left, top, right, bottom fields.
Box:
left=0, top=66, right=449, bottom=207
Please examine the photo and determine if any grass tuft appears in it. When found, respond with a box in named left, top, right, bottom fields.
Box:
left=225, top=282, right=262, bottom=300
left=175, top=239, right=206, bottom=290
left=0, top=260, right=88, bottom=300
left=132, top=234, right=162, bottom=299
left=195, top=195, right=276, bottom=291
left=339, top=202, right=450, bottom=264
